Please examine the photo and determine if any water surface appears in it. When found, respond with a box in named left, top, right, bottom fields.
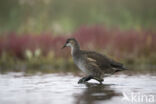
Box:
left=0, top=73, right=156, bottom=104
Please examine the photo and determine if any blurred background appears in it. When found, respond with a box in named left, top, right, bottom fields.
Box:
left=0, top=1, right=156, bottom=104
left=0, top=0, right=156, bottom=74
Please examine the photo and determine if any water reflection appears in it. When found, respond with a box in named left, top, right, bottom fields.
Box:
left=75, top=83, right=121, bottom=104
left=0, top=73, right=156, bottom=104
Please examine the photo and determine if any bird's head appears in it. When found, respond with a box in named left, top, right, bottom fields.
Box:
left=62, top=38, right=79, bottom=49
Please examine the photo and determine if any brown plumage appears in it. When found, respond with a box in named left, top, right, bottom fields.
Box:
left=62, top=38, right=127, bottom=84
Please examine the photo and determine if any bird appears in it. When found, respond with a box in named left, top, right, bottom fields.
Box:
left=62, top=38, right=127, bottom=84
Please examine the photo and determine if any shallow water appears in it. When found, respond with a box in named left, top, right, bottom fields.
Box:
left=0, top=73, right=156, bottom=104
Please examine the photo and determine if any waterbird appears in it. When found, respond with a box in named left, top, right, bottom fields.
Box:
left=62, top=38, right=127, bottom=84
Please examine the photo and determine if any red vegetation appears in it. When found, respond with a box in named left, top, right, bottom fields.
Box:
left=0, top=26, right=155, bottom=59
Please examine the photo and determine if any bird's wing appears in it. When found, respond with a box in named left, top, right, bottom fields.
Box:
left=82, top=50, right=125, bottom=70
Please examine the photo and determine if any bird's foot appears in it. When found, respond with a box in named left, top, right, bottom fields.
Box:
left=78, top=76, right=93, bottom=84
left=99, top=80, right=103, bottom=84
left=93, top=77, right=104, bottom=84
left=78, top=77, right=87, bottom=84
left=99, top=79, right=104, bottom=84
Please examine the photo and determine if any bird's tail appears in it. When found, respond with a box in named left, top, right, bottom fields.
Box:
left=121, top=66, right=128, bottom=70
left=115, top=66, right=128, bottom=73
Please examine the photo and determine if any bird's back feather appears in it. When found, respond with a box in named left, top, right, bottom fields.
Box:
left=81, top=50, right=127, bottom=73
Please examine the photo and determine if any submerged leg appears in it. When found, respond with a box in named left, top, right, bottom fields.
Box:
left=78, top=75, right=93, bottom=84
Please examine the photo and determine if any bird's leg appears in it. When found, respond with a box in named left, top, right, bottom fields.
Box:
left=92, top=77, right=104, bottom=84
left=78, top=75, right=93, bottom=84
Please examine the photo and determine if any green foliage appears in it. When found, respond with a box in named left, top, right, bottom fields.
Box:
left=0, top=51, right=78, bottom=74
left=0, top=0, right=156, bottom=33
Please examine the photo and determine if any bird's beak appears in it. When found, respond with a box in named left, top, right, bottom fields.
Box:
left=62, top=44, right=66, bottom=49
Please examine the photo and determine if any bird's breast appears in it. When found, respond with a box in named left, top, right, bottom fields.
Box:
left=74, top=58, right=88, bottom=74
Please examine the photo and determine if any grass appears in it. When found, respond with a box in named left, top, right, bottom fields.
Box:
left=0, top=26, right=155, bottom=73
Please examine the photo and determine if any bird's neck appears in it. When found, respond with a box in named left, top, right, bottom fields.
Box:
left=71, top=45, right=80, bottom=56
